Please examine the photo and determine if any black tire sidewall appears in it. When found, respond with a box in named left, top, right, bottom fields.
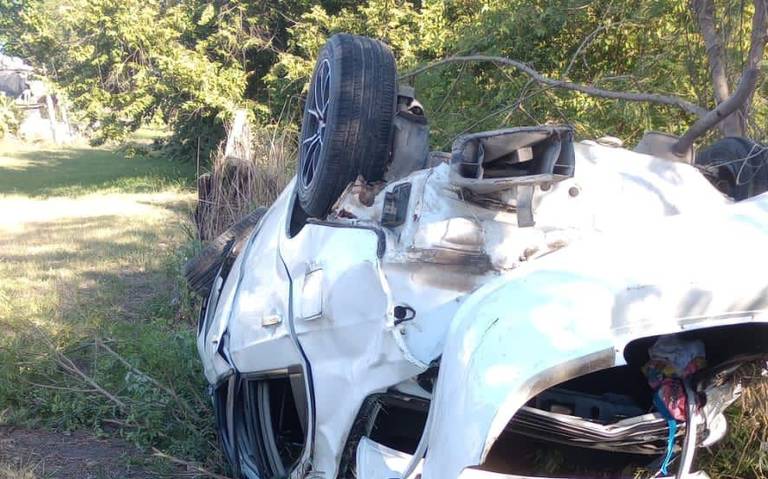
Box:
left=184, top=208, right=267, bottom=297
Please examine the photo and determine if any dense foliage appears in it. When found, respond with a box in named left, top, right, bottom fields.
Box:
left=1, top=0, right=764, bottom=158
left=0, top=0, right=310, bottom=157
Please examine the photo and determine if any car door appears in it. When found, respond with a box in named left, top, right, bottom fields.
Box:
left=198, top=186, right=303, bottom=384
left=279, top=218, right=422, bottom=477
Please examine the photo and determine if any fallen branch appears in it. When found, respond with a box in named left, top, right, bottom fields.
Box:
left=152, top=448, right=234, bottom=479
left=53, top=348, right=128, bottom=410
left=18, top=377, right=98, bottom=394
left=96, top=338, right=201, bottom=420
left=399, top=54, right=708, bottom=117
left=30, top=324, right=128, bottom=410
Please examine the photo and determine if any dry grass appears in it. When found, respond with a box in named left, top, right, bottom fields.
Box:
left=0, top=135, right=194, bottom=329
left=0, top=139, right=219, bottom=475
left=740, top=365, right=768, bottom=425
left=196, top=119, right=295, bottom=240
left=0, top=461, right=42, bottom=479
left=0, top=139, right=196, bottom=361
left=699, top=362, right=768, bottom=477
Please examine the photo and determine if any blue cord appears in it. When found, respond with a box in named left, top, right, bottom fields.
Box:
left=653, top=392, right=677, bottom=476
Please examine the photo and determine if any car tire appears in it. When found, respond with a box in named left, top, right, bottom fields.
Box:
left=184, top=207, right=268, bottom=297
left=695, top=137, right=767, bottom=200
left=296, top=33, right=398, bottom=218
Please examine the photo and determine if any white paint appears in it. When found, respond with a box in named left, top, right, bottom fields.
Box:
left=278, top=218, right=423, bottom=477
left=299, top=267, right=324, bottom=320
left=356, top=438, right=424, bottom=479
left=421, top=194, right=768, bottom=478
left=456, top=468, right=710, bottom=479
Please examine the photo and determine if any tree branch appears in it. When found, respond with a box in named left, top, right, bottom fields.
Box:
left=693, top=0, right=732, bottom=104
left=96, top=338, right=201, bottom=421
left=748, top=0, right=767, bottom=71
left=563, top=24, right=607, bottom=78
left=693, top=0, right=746, bottom=136
left=30, top=327, right=129, bottom=410
left=674, top=0, right=767, bottom=154
left=152, top=448, right=234, bottom=479
left=744, top=0, right=768, bottom=118
left=674, top=68, right=760, bottom=155
left=400, top=54, right=709, bottom=117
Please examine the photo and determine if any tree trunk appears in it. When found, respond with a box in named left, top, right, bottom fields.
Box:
left=692, top=0, right=746, bottom=137
left=744, top=0, right=768, bottom=125
left=674, top=0, right=767, bottom=154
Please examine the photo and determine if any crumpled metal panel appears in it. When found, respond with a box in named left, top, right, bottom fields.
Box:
left=278, top=219, right=424, bottom=478
left=421, top=193, right=768, bottom=478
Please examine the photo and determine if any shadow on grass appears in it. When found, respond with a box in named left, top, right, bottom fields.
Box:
left=0, top=208, right=194, bottom=326
left=0, top=145, right=195, bottom=197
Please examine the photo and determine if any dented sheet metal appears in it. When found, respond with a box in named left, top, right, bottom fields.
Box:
left=456, top=469, right=712, bottom=479
left=420, top=193, right=768, bottom=478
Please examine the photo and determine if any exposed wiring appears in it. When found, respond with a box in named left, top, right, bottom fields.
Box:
left=653, top=392, right=678, bottom=477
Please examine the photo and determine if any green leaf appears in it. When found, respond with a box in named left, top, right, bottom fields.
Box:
left=198, top=3, right=214, bottom=26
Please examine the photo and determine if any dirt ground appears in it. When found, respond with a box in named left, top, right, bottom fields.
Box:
left=0, top=426, right=155, bottom=478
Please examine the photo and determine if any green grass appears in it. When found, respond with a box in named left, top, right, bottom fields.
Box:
left=0, top=140, right=192, bottom=196
left=0, top=139, right=223, bottom=475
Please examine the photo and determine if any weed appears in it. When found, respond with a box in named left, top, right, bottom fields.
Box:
left=0, top=460, right=44, bottom=479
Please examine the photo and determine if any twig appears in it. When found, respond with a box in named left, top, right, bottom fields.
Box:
left=18, top=377, right=98, bottom=394
left=152, top=448, right=234, bottom=479
left=444, top=80, right=550, bottom=148
left=96, top=338, right=201, bottom=420
left=673, top=67, right=760, bottom=155
left=54, top=350, right=128, bottom=410
left=399, top=54, right=708, bottom=117
left=434, top=61, right=468, bottom=112
left=30, top=324, right=127, bottom=410
left=563, top=24, right=607, bottom=78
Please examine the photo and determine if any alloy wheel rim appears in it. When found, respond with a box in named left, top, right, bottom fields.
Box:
left=300, top=59, right=332, bottom=188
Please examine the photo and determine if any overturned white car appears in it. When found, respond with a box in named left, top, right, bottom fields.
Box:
left=190, top=34, right=768, bottom=479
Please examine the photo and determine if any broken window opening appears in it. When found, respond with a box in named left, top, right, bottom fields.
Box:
left=235, top=373, right=308, bottom=478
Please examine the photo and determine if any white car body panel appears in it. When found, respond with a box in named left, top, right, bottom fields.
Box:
left=197, top=139, right=768, bottom=478
left=420, top=194, right=768, bottom=478
left=279, top=219, right=423, bottom=476
left=356, top=437, right=713, bottom=479
left=356, top=437, right=423, bottom=478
